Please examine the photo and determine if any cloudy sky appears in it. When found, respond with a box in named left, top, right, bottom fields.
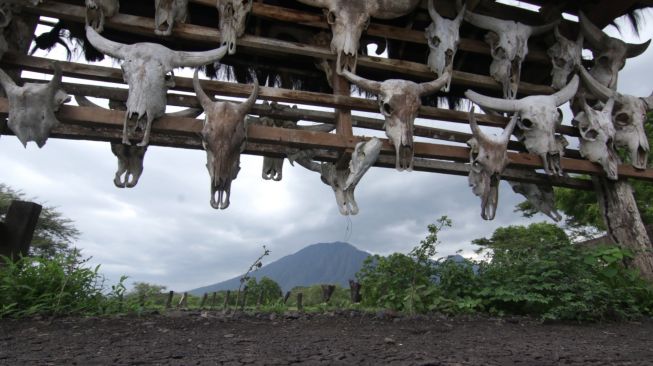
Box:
left=2, top=3, right=652, bottom=292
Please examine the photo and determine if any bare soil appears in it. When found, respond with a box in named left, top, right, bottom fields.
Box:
left=1, top=311, right=652, bottom=365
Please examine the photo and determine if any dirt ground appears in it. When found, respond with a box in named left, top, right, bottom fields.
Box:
left=1, top=311, right=652, bottom=365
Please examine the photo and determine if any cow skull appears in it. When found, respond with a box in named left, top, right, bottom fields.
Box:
left=86, top=25, right=227, bottom=147
left=341, top=70, right=449, bottom=171
left=465, top=75, right=578, bottom=175
left=573, top=97, right=619, bottom=180
left=154, top=0, right=188, bottom=37
left=580, top=66, right=651, bottom=170
left=193, top=69, right=259, bottom=209
left=216, top=0, right=253, bottom=55
left=0, top=4, right=13, bottom=59
left=0, top=63, right=69, bottom=147
left=548, top=27, right=583, bottom=91
left=463, top=9, right=558, bottom=99
left=580, top=11, right=650, bottom=90
left=467, top=108, right=517, bottom=220
left=85, top=0, right=119, bottom=33
left=289, top=138, right=382, bottom=215
left=425, top=0, right=464, bottom=92
left=297, top=0, right=420, bottom=73
left=509, top=181, right=562, bottom=222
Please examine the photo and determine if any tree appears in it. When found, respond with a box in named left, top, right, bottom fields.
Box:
left=0, top=184, right=80, bottom=258
left=244, top=276, right=282, bottom=306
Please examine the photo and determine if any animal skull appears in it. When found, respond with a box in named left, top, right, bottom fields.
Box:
left=463, top=9, right=558, bottom=99
left=0, top=3, right=12, bottom=59
left=289, top=138, right=382, bottom=215
left=465, top=75, right=579, bottom=175
left=85, top=25, right=227, bottom=147
left=0, top=63, right=69, bottom=147
left=154, top=0, right=188, bottom=37
left=548, top=27, right=583, bottom=91
left=85, top=0, right=119, bottom=33
left=509, top=181, right=562, bottom=222
left=216, top=0, right=253, bottom=55
left=297, top=0, right=420, bottom=73
left=111, top=143, right=148, bottom=188
left=580, top=66, right=651, bottom=170
left=467, top=108, right=517, bottom=220
left=341, top=70, right=449, bottom=171
left=573, top=98, right=619, bottom=180
left=425, top=0, right=464, bottom=92
left=193, top=69, right=259, bottom=210
left=580, top=11, right=650, bottom=90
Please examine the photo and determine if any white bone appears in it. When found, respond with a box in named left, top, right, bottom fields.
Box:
left=548, top=27, right=583, bottom=91
left=85, top=0, right=119, bottom=33
left=154, top=0, right=188, bottom=37
left=425, top=0, right=464, bottom=92
left=216, top=0, right=253, bottom=55
left=509, top=181, right=562, bottom=222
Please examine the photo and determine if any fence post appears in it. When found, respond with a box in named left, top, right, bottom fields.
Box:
left=223, top=290, right=230, bottom=311
left=200, top=293, right=208, bottom=309
left=177, top=292, right=188, bottom=309
left=283, top=291, right=291, bottom=304
left=321, top=284, right=336, bottom=303
left=165, top=291, right=174, bottom=309
left=297, top=292, right=303, bottom=312
left=210, top=292, right=217, bottom=309
left=349, top=280, right=362, bottom=303
left=0, top=200, right=42, bottom=262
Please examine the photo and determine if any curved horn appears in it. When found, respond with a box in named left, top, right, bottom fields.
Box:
left=295, top=0, right=332, bottom=8
left=465, top=89, right=521, bottom=113
left=85, top=25, right=128, bottom=59
left=468, top=107, right=483, bottom=138
left=552, top=74, right=579, bottom=106
left=626, top=39, right=651, bottom=58
left=0, top=8, right=12, bottom=29
left=167, top=108, right=203, bottom=118
left=48, top=62, right=63, bottom=91
left=502, top=114, right=518, bottom=142
left=579, top=66, right=614, bottom=103
left=529, top=19, right=560, bottom=36
left=579, top=11, right=608, bottom=50
left=454, top=3, right=466, bottom=24
left=170, top=45, right=229, bottom=68
left=418, top=71, right=450, bottom=96
left=643, top=92, right=653, bottom=111
left=74, top=95, right=101, bottom=108
left=428, top=0, right=442, bottom=23
left=340, top=70, right=382, bottom=94
left=464, top=10, right=503, bottom=33
left=603, top=97, right=615, bottom=114
left=193, top=68, right=214, bottom=109
left=238, top=74, right=260, bottom=114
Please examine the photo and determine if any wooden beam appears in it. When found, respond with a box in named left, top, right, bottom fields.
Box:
left=0, top=100, right=649, bottom=182
left=3, top=53, right=577, bottom=137
left=25, top=1, right=554, bottom=96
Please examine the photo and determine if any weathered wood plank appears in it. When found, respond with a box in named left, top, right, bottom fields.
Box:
left=25, top=1, right=553, bottom=96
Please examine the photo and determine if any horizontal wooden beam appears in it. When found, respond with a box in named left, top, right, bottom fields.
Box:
left=2, top=53, right=578, bottom=138
left=26, top=1, right=554, bottom=96
left=0, top=100, right=649, bottom=182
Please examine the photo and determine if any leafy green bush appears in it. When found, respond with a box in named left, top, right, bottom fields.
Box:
left=0, top=253, right=127, bottom=318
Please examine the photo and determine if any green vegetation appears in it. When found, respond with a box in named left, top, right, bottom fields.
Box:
left=357, top=220, right=653, bottom=321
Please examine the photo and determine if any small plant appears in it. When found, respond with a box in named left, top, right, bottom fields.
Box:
left=235, top=245, right=270, bottom=310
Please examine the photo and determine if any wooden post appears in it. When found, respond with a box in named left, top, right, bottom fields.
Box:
left=283, top=291, right=291, bottom=304
left=594, top=177, right=653, bottom=280
left=296, top=292, right=303, bottom=312
left=256, top=289, right=264, bottom=309
left=321, top=284, right=336, bottom=303
left=223, top=290, right=231, bottom=311
left=177, top=292, right=188, bottom=309
left=210, top=292, right=217, bottom=309
left=331, top=64, right=354, bottom=169
left=200, top=293, right=208, bottom=309
left=240, top=289, right=248, bottom=311
left=349, top=280, right=362, bottom=303
left=165, top=290, right=174, bottom=309
left=0, top=200, right=42, bottom=262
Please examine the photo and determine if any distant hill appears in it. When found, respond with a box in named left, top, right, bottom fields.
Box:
left=188, top=242, right=370, bottom=295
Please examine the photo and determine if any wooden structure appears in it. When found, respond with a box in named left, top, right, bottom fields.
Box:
left=1, top=1, right=653, bottom=275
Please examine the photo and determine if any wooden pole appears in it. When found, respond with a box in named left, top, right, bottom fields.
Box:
left=200, top=293, right=208, bottom=309
left=0, top=201, right=42, bottom=262
left=210, top=292, right=217, bottom=309
left=296, top=292, right=303, bottom=312
left=594, top=178, right=653, bottom=280
left=165, top=291, right=174, bottom=309
left=223, top=290, right=231, bottom=311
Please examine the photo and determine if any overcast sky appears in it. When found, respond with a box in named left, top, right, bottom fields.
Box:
left=2, top=5, right=652, bottom=292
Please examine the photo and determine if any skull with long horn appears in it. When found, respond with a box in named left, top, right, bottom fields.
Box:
left=548, top=26, right=583, bottom=91
left=463, top=8, right=559, bottom=99
left=465, top=75, right=579, bottom=175
left=296, top=0, right=421, bottom=74
left=573, top=97, right=619, bottom=180
left=193, top=69, right=259, bottom=210
left=340, top=70, right=449, bottom=171
left=467, top=108, right=517, bottom=220
left=85, top=25, right=228, bottom=147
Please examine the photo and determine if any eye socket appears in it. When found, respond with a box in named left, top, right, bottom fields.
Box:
left=471, top=160, right=483, bottom=172
left=363, top=16, right=370, bottom=30
left=556, top=108, right=563, bottom=123
left=598, top=56, right=611, bottom=68
left=380, top=102, right=393, bottom=116
left=494, top=46, right=506, bottom=58
left=615, top=113, right=630, bottom=127
left=583, top=128, right=599, bottom=141
left=430, top=36, right=441, bottom=47
left=554, top=57, right=566, bottom=68
left=327, top=10, right=336, bottom=25
left=520, top=118, right=534, bottom=129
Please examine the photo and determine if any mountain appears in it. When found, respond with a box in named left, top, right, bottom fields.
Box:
left=188, top=242, right=370, bottom=295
